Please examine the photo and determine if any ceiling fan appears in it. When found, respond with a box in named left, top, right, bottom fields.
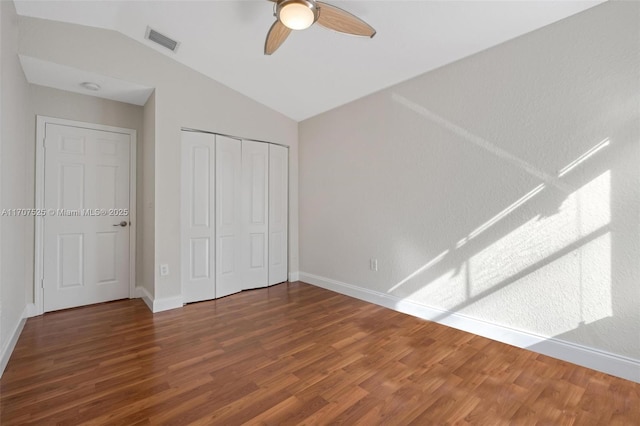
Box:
left=264, top=0, right=376, bottom=55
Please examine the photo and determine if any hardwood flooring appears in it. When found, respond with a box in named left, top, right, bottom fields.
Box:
left=1, top=282, right=638, bottom=425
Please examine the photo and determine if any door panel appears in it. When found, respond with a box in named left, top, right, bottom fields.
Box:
left=58, top=233, right=83, bottom=288
left=59, top=164, right=85, bottom=209
left=96, top=231, right=118, bottom=283
left=190, top=238, right=210, bottom=279
left=250, top=233, right=265, bottom=268
left=96, top=165, right=117, bottom=210
left=269, top=144, right=288, bottom=285
left=43, top=123, right=130, bottom=312
left=216, top=136, right=243, bottom=297
left=181, top=131, right=216, bottom=303
left=242, top=140, right=269, bottom=289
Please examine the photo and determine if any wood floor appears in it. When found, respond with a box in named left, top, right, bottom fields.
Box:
left=1, top=282, right=638, bottom=425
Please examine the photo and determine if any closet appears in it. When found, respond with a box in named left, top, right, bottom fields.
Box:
left=180, top=130, right=288, bottom=303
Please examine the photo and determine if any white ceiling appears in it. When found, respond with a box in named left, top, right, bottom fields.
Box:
left=15, top=0, right=604, bottom=121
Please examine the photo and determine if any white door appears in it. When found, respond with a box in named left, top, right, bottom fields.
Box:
left=181, top=131, right=215, bottom=303
left=241, top=140, right=269, bottom=289
left=269, top=144, right=288, bottom=285
left=216, top=135, right=243, bottom=298
left=43, top=123, right=131, bottom=312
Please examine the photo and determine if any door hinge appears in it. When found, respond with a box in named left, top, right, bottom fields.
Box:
left=41, top=278, right=44, bottom=288
left=42, top=138, right=47, bottom=149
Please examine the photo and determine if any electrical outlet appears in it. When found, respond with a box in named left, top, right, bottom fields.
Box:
left=160, top=264, right=170, bottom=276
left=370, top=258, right=378, bottom=272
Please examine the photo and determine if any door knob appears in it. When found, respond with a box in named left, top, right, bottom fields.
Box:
left=113, top=221, right=128, bottom=227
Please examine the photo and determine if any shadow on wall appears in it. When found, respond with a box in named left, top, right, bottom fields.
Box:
left=386, top=89, right=639, bottom=361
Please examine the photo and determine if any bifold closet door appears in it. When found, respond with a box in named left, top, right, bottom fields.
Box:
left=241, top=140, right=269, bottom=289
left=181, top=131, right=216, bottom=303
left=216, top=135, right=243, bottom=298
left=269, top=144, right=288, bottom=285
left=182, top=132, right=288, bottom=302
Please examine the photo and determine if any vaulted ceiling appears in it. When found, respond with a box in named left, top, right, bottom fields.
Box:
left=15, top=1, right=603, bottom=121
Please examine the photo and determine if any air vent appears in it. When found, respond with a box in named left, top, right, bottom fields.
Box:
left=145, top=27, right=180, bottom=52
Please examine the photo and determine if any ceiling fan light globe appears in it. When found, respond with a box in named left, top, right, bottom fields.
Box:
left=278, top=0, right=316, bottom=30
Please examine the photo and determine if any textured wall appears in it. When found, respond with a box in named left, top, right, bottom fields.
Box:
left=299, top=1, right=639, bottom=359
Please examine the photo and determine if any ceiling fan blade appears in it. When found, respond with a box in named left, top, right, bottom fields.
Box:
left=265, top=20, right=292, bottom=55
left=316, top=2, right=376, bottom=38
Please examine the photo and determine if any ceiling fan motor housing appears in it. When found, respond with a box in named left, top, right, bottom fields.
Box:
left=265, top=0, right=376, bottom=55
left=277, top=0, right=319, bottom=30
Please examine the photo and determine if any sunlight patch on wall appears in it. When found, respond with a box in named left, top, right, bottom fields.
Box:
left=405, top=263, right=470, bottom=309
left=387, top=93, right=615, bottom=335
left=456, top=183, right=546, bottom=249
left=393, top=169, right=612, bottom=334
left=469, top=171, right=610, bottom=298
left=464, top=232, right=611, bottom=336
left=580, top=232, right=613, bottom=324
left=388, top=249, right=449, bottom=293
left=558, top=138, right=610, bottom=178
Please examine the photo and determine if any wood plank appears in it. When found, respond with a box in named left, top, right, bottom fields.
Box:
left=1, top=282, right=638, bottom=425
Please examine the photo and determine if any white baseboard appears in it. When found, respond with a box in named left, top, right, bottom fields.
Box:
left=135, top=286, right=154, bottom=312
left=288, top=272, right=300, bottom=282
left=135, top=286, right=183, bottom=313
left=0, top=305, right=30, bottom=378
left=152, top=294, right=183, bottom=313
left=300, top=272, right=640, bottom=383
left=25, top=303, right=38, bottom=318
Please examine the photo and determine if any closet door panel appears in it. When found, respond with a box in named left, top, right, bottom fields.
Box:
left=241, top=140, right=269, bottom=289
left=269, top=144, right=288, bottom=285
left=181, top=131, right=215, bottom=303
left=216, top=136, right=243, bottom=298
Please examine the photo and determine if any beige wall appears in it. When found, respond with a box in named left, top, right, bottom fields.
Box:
left=18, top=15, right=299, bottom=302
left=299, top=1, right=640, bottom=360
left=30, top=85, right=143, bottom=130
left=0, top=0, right=31, bottom=367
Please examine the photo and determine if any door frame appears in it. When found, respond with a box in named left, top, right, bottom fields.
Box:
left=34, top=116, right=137, bottom=316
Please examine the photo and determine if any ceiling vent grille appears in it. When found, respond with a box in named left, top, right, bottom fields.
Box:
left=145, top=27, right=180, bottom=52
